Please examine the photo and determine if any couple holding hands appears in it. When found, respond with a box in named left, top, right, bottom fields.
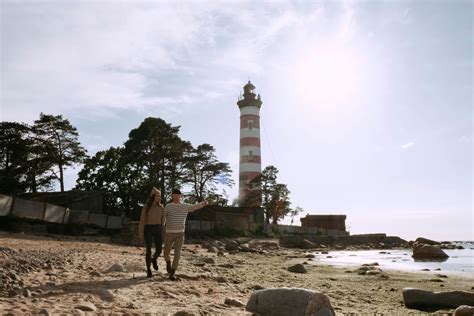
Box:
left=138, top=188, right=208, bottom=280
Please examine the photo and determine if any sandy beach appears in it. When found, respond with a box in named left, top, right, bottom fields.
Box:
left=0, top=232, right=472, bottom=315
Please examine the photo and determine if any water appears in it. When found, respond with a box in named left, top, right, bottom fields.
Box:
left=313, top=241, right=474, bottom=278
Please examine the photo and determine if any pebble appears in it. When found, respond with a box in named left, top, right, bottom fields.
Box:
left=75, top=302, right=97, bottom=312
left=224, top=297, right=245, bottom=307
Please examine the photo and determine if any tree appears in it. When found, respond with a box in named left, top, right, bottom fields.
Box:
left=33, top=113, right=87, bottom=192
left=0, top=122, right=30, bottom=194
left=75, top=147, right=135, bottom=216
left=186, top=143, right=233, bottom=201
left=247, top=165, right=291, bottom=224
left=289, top=206, right=304, bottom=226
left=123, top=117, right=193, bottom=206
left=0, top=121, right=54, bottom=194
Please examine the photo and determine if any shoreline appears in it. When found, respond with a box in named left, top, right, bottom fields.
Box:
left=1, top=232, right=473, bottom=315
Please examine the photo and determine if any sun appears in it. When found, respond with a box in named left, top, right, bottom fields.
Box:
left=292, top=45, right=362, bottom=111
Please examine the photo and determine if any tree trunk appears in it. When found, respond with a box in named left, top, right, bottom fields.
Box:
left=59, top=164, right=64, bottom=192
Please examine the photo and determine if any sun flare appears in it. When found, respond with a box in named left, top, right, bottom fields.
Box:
left=293, top=46, right=362, bottom=110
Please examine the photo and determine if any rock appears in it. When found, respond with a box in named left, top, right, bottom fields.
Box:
left=288, top=264, right=307, bottom=274
left=249, top=240, right=279, bottom=250
left=203, top=257, right=215, bottom=264
left=23, top=289, right=31, bottom=298
left=225, top=297, right=245, bottom=307
left=174, top=311, right=195, bottom=316
left=218, top=263, right=234, bottom=269
left=454, top=305, right=474, bottom=316
left=300, top=239, right=317, bottom=249
left=38, top=309, right=50, bottom=315
left=415, top=237, right=440, bottom=245
left=75, top=302, right=97, bottom=312
left=412, top=243, right=449, bottom=260
left=361, top=262, right=379, bottom=266
left=224, top=240, right=239, bottom=251
left=207, top=247, right=219, bottom=254
left=456, top=245, right=465, bottom=250
left=305, top=254, right=316, bottom=258
left=106, top=263, right=126, bottom=273
left=90, top=271, right=103, bottom=277
left=402, top=288, right=474, bottom=310
left=246, top=288, right=335, bottom=316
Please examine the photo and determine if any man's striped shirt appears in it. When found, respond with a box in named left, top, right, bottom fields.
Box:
left=164, top=202, right=203, bottom=233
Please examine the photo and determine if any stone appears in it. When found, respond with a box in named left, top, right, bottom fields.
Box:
left=415, top=237, right=440, bottom=245
left=75, top=302, right=97, bottom=312
left=402, top=288, right=474, bottom=310
left=412, top=243, right=449, bottom=260
left=305, top=254, right=316, bottom=259
left=207, top=247, right=218, bottom=254
left=288, top=264, right=307, bottom=274
left=203, top=257, right=216, bottom=264
left=106, top=264, right=126, bottom=273
left=38, top=309, right=50, bottom=315
left=174, top=311, right=195, bottom=316
left=224, top=240, right=239, bottom=251
left=454, top=305, right=474, bottom=316
left=246, top=288, right=335, bottom=316
left=300, top=239, right=317, bottom=249
left=90, top=271, right=103, bottom=277
left=225, top=297, right=245, bottom=307
left=23, top=289, right=31, bottom=298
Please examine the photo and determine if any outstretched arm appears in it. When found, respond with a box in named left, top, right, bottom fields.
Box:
left=188, top=200, right=208, bottom=212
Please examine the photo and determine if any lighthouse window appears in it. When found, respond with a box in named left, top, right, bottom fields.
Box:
left=249, top=150, right=253, bottom=160
left=248, top=120, right=254, bottom=129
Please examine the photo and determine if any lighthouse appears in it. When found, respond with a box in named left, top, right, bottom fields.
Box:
left=237, top=81, right=262, bottom=206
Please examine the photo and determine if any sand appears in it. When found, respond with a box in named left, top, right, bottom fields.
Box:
left=0, top=231, right=472, bottom=315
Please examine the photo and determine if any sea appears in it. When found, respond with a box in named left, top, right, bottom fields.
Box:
left=312, top=241, right=474, bottom=278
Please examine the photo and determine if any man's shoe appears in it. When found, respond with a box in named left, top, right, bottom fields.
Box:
left=147, top=269, right=153, bottom=278
left=166, top=261, right=172, bottom=274
left=169, top=268, right=176, bottom=281
left=152, top=257, right=158, bottom=271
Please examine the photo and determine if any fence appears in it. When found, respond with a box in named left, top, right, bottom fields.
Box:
left=264, top=224, right=348, bottom=236
left=0, top=194, right=127, bottom=230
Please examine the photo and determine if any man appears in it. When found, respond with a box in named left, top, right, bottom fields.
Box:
left=163, top=189, right=208, bottom=280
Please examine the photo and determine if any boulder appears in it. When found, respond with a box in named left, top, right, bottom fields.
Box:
left=249, top=240, right=279, bottom=250
left=203, top=257, right=215, bottom=264
left=224, top=240, right=239, bottom=251
left=412, top=243, right=448, bottom=260
left=300, top=239, right=317, bottom=249
left=454, top=305, right=474, bottom=316
left=402, top=288, right=474, bottom=310
left=415, top=237, right=440, bottom=245
left=246, top=288, right=335, bottom=316
left=288, top=264, right=307, bottom=274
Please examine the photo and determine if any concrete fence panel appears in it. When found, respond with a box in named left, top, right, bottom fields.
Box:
left=186, top=220, right=214, bottom=231
left=44, top=204, right=66, bottom=224
left=11, top=198, right=44, bottom=220
left=106, top=216, right=123, bottom=229
left=0, top=194, right=13, bottom=216
left=69, top=210, right=89, bottom=224
left=88, top=213, right=107, bottom=228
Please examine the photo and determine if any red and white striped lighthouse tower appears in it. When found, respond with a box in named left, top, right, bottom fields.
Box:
left=237, top=81, right=262, bottom=206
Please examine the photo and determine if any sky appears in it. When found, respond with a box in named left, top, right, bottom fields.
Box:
left=1, top=0, right=472, bottom=241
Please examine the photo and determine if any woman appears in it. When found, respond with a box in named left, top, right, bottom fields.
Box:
left=139, top=187, right=165, bottom=278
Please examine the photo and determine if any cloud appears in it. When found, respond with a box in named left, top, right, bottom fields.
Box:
left=401, top=142, right=415, bottom=149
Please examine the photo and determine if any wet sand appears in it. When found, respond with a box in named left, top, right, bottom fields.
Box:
left=0, top=232, right=472, bottom=315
